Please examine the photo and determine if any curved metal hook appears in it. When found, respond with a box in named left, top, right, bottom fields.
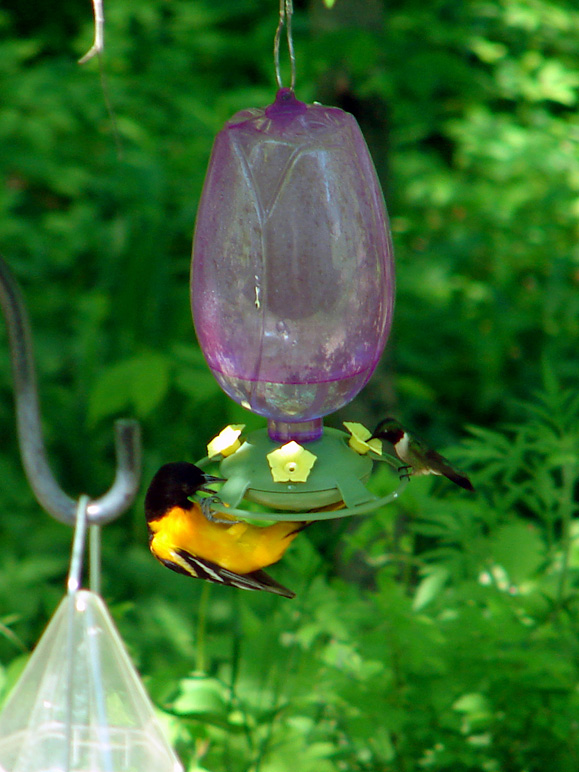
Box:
left=0, top=254, right=141, bottom=526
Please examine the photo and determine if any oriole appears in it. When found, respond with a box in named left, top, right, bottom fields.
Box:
left=145, top=462, right=309, bottom=598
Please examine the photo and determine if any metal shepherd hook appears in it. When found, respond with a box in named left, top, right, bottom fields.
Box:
left=0, top=254, right=141, bottom=527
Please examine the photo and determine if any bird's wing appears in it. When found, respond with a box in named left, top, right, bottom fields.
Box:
left=170, top=548, right=296, bottom=598
left=238, top=568, right=297, bottom=598
left=423, top=449, right=474, bottom=491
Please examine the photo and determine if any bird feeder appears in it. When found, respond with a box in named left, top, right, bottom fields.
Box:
left=0, top=256, right=181, bottom=771
left=191, top=86, right=400, bottom=515
left=0, top=589, right=182, bottom=772
left=192, top=88, right=394, bottom=444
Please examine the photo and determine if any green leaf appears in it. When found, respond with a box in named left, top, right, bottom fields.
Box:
left=172, top=675, right=227, bottom=719
left=453, top=692, right=491, bottom=714
left=413, top=566, right=450, bottom=611
left=490, top=522, right=546, bottom=584
left=88, top=351, right=170, bottom=424
left=453, top=692, right=494, bottom=733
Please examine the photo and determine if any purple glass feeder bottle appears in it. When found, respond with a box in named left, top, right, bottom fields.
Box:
left=192, top=89, right=395, bottom=443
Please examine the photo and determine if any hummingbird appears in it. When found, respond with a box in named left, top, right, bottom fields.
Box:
left=370, top=417, right=474, bottom=491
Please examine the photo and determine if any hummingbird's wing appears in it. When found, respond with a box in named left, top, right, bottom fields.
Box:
left=423, top=448, right=474, bottom=492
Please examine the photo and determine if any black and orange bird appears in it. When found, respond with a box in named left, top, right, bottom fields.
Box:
left=145, top=462, right=309, bottom=598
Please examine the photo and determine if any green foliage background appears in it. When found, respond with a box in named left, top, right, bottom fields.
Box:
left=1, top=0, right=578, bottom=769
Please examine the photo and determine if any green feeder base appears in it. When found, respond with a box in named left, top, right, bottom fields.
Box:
left=199, top=427, right=403, bottom=519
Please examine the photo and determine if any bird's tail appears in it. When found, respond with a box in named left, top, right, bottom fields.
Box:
left=434, top=462, right=475, bottom=492
left=444, top=469, right=475, bottom=492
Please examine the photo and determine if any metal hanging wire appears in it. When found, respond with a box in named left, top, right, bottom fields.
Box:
left=0, top=254, right=141, bottom=527
left=65, top=496, right=116, bottom=772
left=274, top=0, right=296, bottom=90
left=67, top=495, right=91, bottom=595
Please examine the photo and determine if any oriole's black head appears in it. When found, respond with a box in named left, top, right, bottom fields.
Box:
left=145, top=462, right=224, bottom=521
left=370, top=417, right=405, bottom=444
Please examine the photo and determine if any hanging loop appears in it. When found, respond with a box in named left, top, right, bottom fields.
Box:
left=0, top=255, right=141, bottom=527
left=274, top=0, right=296, bottom=91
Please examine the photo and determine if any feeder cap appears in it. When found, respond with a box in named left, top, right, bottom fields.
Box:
left=265, top=88, right=308, bottom=118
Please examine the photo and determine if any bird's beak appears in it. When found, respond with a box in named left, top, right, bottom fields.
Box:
left=199, top=473, right=226, bottom=494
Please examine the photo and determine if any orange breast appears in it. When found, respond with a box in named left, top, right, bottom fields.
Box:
left=149, top=505, right=302, bottom=574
